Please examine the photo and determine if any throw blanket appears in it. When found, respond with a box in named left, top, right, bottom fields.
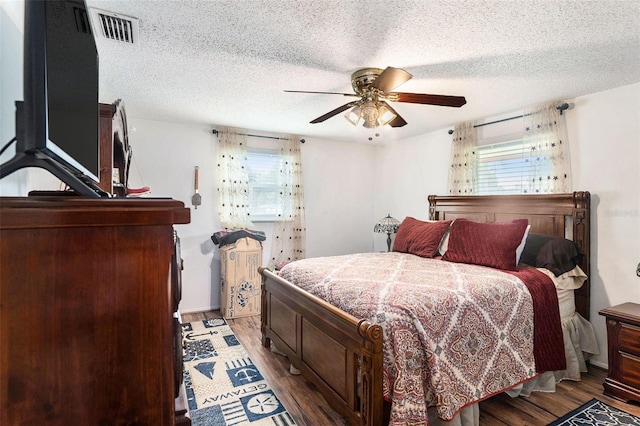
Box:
left=504, top=268, right=566, bottom=372
left=279, top=252, right=565, bottom=425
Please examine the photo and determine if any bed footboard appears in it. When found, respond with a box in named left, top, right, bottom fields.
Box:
left=259, top=267, right=384, bottom=426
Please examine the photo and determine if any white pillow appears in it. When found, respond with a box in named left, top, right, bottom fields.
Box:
left=535, top=265, right=588, bottom=290
left=437, top=219, right=454, bottom=255
left=555, top=265, right=588, bottom=289
left=515, top=225, right=531, bottom=265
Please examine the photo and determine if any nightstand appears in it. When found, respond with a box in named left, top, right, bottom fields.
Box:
left=599, top=302, right=640, bottom=403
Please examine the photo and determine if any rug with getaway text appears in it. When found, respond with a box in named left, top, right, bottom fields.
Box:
left=182, top=318, right=297, bottom=426
left=548, top=398, right=640, bottom=425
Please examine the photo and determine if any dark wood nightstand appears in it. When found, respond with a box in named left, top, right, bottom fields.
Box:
left=599, top=302, right=640, bottom=403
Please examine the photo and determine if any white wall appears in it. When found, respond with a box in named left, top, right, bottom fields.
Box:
left=374, top=83, right=640, bottom=368
left=301, top=137, right=376, bottom=257
left=124, top=120, right=221, bottom=312
left=566, top=83, right=640, bottom=367
left=372, top=130, right=452, bottom=252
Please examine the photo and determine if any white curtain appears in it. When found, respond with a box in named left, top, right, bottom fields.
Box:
left=216, top=126, right=255, bottom=229
left=522, top=102, right=571, bottom=193
left=269, top=135, right=306, bottom=269
left=447, top=121, right=478, bottom=195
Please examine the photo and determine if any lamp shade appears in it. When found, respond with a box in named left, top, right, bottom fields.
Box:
left=374, top=214, right=400, bottom=252
left=374, top=214, right=400, bottom=234
left=344, top=105, right=362, bottom=126
left=377, top=104, right=397, bottom=126
left=362, top=100, right=379, bottom=128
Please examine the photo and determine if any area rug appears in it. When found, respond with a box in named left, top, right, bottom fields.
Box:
left=182, top=318, right=297, bottom=426
left=548, top=398, right=640, bottom=425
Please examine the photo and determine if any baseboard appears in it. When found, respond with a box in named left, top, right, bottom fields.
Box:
left=179, top=305, right=221, bottom=315
left=590, top=359, right=608, bottom=370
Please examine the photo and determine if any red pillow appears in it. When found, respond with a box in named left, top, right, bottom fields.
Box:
left=442, top=219, right=529, bottom=271
left=393, top=217, right=452, bottom=258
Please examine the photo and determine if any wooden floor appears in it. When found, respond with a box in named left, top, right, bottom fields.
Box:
left=183, top=310, right=640, bottom=425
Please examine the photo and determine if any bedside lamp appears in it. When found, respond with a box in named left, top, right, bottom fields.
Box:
left=374, top=214, right=401, bottom=252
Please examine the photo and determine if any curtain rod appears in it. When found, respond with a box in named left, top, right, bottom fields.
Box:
left=447, top=102, right=570, bottom=135
left=212, top=129, right=305, bottom=143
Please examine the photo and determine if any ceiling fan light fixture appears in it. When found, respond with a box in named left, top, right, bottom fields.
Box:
left=377, top=104, right=397, bottom=126
left=344, top=102, right=397, bottom=128
left=362, top=101, right=379, bottom=128
left=362, top=118, right=377, bottom=128
left=344, top=105, right=363, bottom=126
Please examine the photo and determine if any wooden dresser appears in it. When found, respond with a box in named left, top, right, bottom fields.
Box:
left=599, top=302, right=640, bottom=403
left=0, top=197, right=190, bottom=425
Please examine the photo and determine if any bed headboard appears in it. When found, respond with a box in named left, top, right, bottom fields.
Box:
left=428, top=192, right=591, bottom=320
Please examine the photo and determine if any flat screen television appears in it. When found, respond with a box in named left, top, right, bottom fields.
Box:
left=0, top=0, right=110, bottom=197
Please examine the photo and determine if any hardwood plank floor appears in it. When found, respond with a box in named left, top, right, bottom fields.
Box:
left=182, top=310, right=640, bottom=425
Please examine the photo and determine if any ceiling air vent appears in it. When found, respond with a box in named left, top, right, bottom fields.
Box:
left=89, top=8, right=139, bottom=44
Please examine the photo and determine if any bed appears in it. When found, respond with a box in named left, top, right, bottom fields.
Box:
left=259, top=192, right=595, bottom=425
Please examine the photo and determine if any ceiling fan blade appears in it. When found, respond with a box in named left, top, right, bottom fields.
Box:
left=389, top=115, right=408, bottom=128
left=285, top=90, right=359, bottom=97
left=310, top=101, right=360, bottom=124
left=380, top=101, right=407, bottom=127
left=371, top=67, right=413, bottom=93
left=388, top=92, right=467, bottom=107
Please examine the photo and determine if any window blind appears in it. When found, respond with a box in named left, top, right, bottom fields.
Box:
left=247, top=149, right=289, bottom=221
left=477, top=139, right=552, bottom=195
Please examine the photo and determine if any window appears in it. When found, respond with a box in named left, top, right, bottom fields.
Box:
left=247, top=148, right=291, bottom=221
left=453, top=102, right=570, bottom=196
left=477, top=138, right=554, bottom=195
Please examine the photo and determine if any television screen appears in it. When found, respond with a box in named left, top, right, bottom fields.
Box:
left=0, top=0, right=106, bottom=197
left=45, top=0, right=99, bottom=181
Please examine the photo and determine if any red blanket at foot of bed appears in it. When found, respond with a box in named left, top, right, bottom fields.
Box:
left=506, top=267, right=567, bottom=372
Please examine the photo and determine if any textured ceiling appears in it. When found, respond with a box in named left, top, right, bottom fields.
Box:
left=86, top=0, right=640, bottom=143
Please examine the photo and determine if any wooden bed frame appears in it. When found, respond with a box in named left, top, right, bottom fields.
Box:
left=259, top=192, right=591, bottom=426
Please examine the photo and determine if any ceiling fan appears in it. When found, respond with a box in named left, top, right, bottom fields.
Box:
left=285, top=67, right=466, bottom=128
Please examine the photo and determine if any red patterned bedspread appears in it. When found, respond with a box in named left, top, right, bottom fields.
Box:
left=279, top=252, right=564, bottom=424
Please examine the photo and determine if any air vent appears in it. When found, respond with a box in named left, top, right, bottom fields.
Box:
left=89, top=8, right=139, bottom=44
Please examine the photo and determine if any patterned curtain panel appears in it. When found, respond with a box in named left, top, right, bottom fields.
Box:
left=522, top=102, right=571, bottom=193
left=216, top=126, right=255, bottom=229
left=269, top=135, right=306, bottom=268
left=447, top=121, right=478, bottom=195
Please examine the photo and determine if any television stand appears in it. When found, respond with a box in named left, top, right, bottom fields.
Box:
left=28, top=190, right=83, bottom=196
left=0, top=150, right=111, bottom=198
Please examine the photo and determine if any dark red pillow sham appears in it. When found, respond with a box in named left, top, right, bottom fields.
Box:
left=393, top=217, right=452, bottom=258
left=442, top=218, right=529, bottom=271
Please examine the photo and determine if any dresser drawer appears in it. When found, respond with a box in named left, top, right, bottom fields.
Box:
left=620, top=352, right=640, bottom=389
left=619, top=322, right=640, bottom=355
left=600, top=303, right=640, bottom=403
